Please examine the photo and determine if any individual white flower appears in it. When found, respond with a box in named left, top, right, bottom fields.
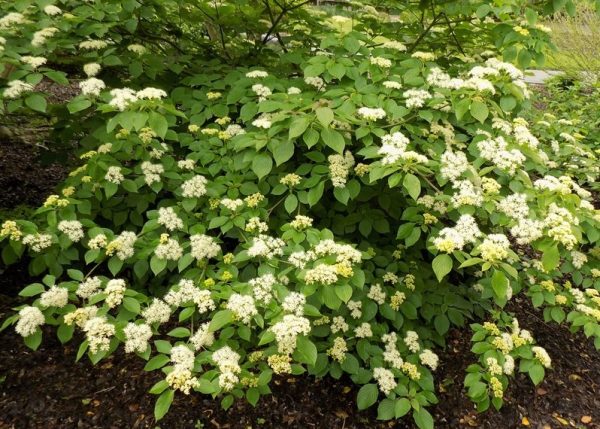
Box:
left=40, top=286, right=69, bottom=308
left=123, top=323, right=152, bottom=353
left=15, top=306, right=45, bottom=337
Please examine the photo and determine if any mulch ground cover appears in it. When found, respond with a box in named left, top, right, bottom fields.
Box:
left=0, top=119, right=599, bottom=429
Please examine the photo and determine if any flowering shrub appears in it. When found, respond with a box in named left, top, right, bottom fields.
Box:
left=1, top=1, right=600, bottom=428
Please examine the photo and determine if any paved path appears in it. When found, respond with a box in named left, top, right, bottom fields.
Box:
left=523, top=69, right=563, bottom=84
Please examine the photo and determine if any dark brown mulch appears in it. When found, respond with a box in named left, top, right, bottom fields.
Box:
left=0, top=138, right=67, bottom=209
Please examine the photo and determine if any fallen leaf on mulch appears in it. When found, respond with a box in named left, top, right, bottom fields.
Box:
left=553, top=413, right=570, bottom=426
left=536, top=387, right=547, bottom=395
left=581, top=415, right=593, bottom=424
left=521, top=416, right=530, bottom=426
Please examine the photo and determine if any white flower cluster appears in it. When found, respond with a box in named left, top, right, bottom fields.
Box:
left=328, top=151, right=355, bottom=187
left=532, top=346, right=552, bottom=368
left=271, top=314, right=311, bottom=354
left=226, top=294, right=257, bottom=324
left=109, top=88, right=138, bottom=111
left=451, top=180, right=483, bottom=207
left=0, top=12, right=26, bottom=29
left=304, top=76, right=325, bottom=90
left=282, top=292, right=306, bottom=316
left=190, top=322, right=214, bottom=351
left=403, top=89, right=432, bottom=109
left=155, top=237, right=183, bottom=260
left=571, top=251, right=588, bottom=269
left=22, top=233, right=53, bottom=252
left=83, top=316, right=115, bottom=354
left=213, top=346, right=241, bottom=391
left=105, top=166, right=124, bottom=184
left=289, top=215, right=313, bottom=230
left=79, top=40, right=108, bottom=50
left=127, top=44, right=146, bottom=54
left=469, top=58, right=523, bottom=80
left=141, top=161, right=164, bottom=185
left=367, top=284, right=386, bottom=305
left=427, top=67, right=495, bottom=93
left=404, top=330, right=420, bottom=353
left=305, top=264, right=339, bottom=285
left=246, top=70, right=268, bottom=78
left=513, top=118, right=539, bottom=149
left=77, top=276, right=102, bottom=299
left=249, top=273, right=277, bottom=304
left=544, top=203, right=578, bottom=249
left=32, top=27, right=58, bottom=47
left=383, top=80, right=402, bottom=89
left=105, top=279, right=126, bottom=308
left=252, top=84, right=272, bottom=101
left=382, top=333, right=404, bottom=369
left=347, top=300, right=362, bottom=319
left=167, top=345, right=198, bottom=394
left=137, top=87, right=167, bottom=100
left=478, top=234, right=510, bottom=262
left=123, top=323, right=152, bottom=353
left=40, top=286, right=69, bottom=308
left=433, top=214, right=481, bottom=253
left=370, top=56, right=392, bottom=68
left=248, top=234, right=285, bottom=259
left=157, top=207, right=183, bottom=231
left=79, top=78, right=105, bottom=96
left=15, top=306, right=45, bottom=337
left=373, top=367, right=397, bottom=395
left=164, top=280, right=215, bottom=313
left=496, top=193, right=529, bottom=219
left=252, top=115, right=272, bottom=129
left=440, top=150, right=469, bottom=181
left=142, top=298, right=171, bottom=325
left=3, top=80, right=34, bottom=99
left=357, top=107, right=386, bottom=121
left=355, top=322, right=373, bottom=338
left=21, top=56, right=47, bottom=70
left=419, top=349, right=439, bottom=370
left=180, top=175, right=207, bottom=198
left=476, top=136, right=525, bottom=174
left=190, top=234, right=220, bottom=260
left=330, top=316, right=349, bottom=333
left=58, top=220, right=84, bottom=242
left=83, top=63, right=101, bottom=77
left=107, top=231, right=137, bottom=260
left=378, top=131, right=427, bottom=165
left=510, top=218, right=544, bottom=245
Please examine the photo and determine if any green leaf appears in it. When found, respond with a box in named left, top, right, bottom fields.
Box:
left=377, top=398, right=395, bottom=420
left=334, top=284, right=353, bottom=303
left=491, top=270, right=509, bottom=299
left=19, top=283, right=45, bottom=297
left=470, top=101, right=488, bottom=123
left=252, top=153, right=273, bottom=180
left=293, top=336, right=317, bottom=366
left=57, top=323, right=74, bottom=344
left=148, top=112, right=168, bottom=138
left=284, top=194, right=298, bottom=213
left=272, top=140, right=294, bottom=166
left=499, top=96, right=517, bottom=112
left=529, top=364, right=545, bottom=385
left=541, top=245, right=560, bottom=272
left=150, top=256, right=167, bottom=275
left=67, top=98, right=92, bottom=113
left=167, top=327, right=191, bottom=338
left=24, top=329, right=42, bottom=350
left=144, top=354, right=170, bottom=371
left=413, top=408, right=434, bottom=429
left=395, top=398, right=411, bottom=418
left=402, top=173, right=421, bottom=200
left=25, top=94, right=47, bottom=113
left=154, top=389, right=174, bottom=421
left=357, top=383, right=379, bottom=410
left=434, top=314, right=450, bottom=335
left=209, top=310, right=234, bottom=332
left=289, top=116, right=311, bottom=139
left=321, top=128, right=345, bottom=153
left=123, top=297, right=141, bottom=314
left=432, top=254, right=452, bottom=282
left=316, top=107, right=334, bottom=127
